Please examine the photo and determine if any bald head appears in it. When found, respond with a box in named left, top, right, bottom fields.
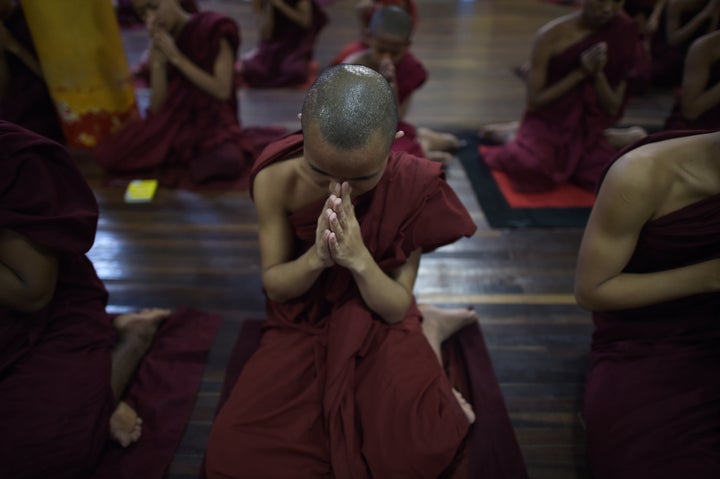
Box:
left=368, top=5, right=413, bottom=40
left=301, top=64, right=398, bottom=152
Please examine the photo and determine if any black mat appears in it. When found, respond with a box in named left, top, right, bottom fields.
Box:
left=454, top=131, right=592, bottom=229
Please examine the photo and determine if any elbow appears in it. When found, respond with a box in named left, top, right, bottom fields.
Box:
left=573, top=281, right=598, bottom=311
left=14, top=287, right=55, bottom=313
left=213, top=84, right=233, bottom=102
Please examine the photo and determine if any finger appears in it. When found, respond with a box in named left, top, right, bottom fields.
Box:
left=328, top=210, right=343, bottom=236
left=328, top=232, right=338, bottom=252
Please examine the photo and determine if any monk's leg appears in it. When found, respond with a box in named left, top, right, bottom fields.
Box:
left=109, top=308, right=170, bottom=447
left=417, top=126, right=464, bottom=152
left=604, top=126, right=647, bottom=149
left=419, top=303, right=478, bottom=423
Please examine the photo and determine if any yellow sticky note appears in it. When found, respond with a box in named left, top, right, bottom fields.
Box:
left=124, top=179, right=158, bottom=203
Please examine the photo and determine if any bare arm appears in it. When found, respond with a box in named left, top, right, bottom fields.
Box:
left=255, top=167, right=333, bottom=302
left=148, top=47, right=169, bottom=113
left=646, top=0, right=669, bottom=34
left=0, top=229, right=58, bottom=313
left=327, top=182, right=418, bottom=324
left=587, top=47, right=627, bottom=118
left=679, top=33, right=720, bottom=119
left=574, top=155, right=720, bottom=311
left=525, top=26, right=588, bottom=112
left=269, top=0, right=312, bottom=29
left=666, top=0, right=719, bottom=46
left=152, top=28, right=235, bottom=103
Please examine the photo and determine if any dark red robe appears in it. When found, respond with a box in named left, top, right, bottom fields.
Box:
left=483, top=13, right=637, bottom=192
left=584, top=130, right=720, bottom=478
left=0, top=6, right=65, bottom=144
left=94, top=12, right=286, bottom=189
left=205, top=134, right=481, bottom=478
left=0, top=120, right=114, bottom=479
left=241, top=0, right=328, bottom=88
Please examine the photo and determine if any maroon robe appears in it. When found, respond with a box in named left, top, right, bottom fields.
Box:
left=205, top=134, right=479, bottom=478
left=94, top=12, right=286, bottom=189
left=0, top=6, right=65, bottom=144
left=584, top=130, right=720, bottom=478
left=664, top=58, right=720, bottom=130
left=0, top=121, right=114, bottom=479
left=483, top=13, right=637, bottom=192
left=241, top=0, right=328, bottom=88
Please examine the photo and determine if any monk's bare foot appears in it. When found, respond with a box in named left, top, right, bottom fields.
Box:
left=109, top=401, right=143, bottom=447
left=478, top=120, right=519, bottom=144
left=604, top=126, right=647, bottom=149
left=424, top=150, right=454, bottom=165
left=452, top=387, right=476, bottom=424
left=417, top=127, right=465, bottom=152
left=420, top=304, right=478, bottom=342
left=114, top=308, right=170, bottom=343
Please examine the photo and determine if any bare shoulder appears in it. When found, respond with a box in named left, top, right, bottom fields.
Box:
left=536, top=12, right=576, bottom=42
left=603, top=143, right=671, bottom=207
left=253, top=159, right=298, bottom=213
left=532, top=12, right=578, bottom=53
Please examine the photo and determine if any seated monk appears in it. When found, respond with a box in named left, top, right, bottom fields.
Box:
left=479, top=0, right=647, bottom=193
left=574, top=129, right=720, bottom=478
left=0, top=119, right=170, bottom=478
left=205, top=65, right=480, bottom=478
left=337, top=6, right=463, bottom=164
left=664, top=29, right=720, bottom=129
left=240, top=0, right=328, bottom=88
left=0, top=0, right=65, bottom=144
left=330, top=0, right=419, bottom=65
left=94, top=0, right=286, bottom=188
left=649, top=0, right=720, bottom=89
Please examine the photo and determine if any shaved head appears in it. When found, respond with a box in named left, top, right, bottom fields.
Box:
left=368, top=5, right=413, bottom=40
left=301, top=64, right=398, bottom=152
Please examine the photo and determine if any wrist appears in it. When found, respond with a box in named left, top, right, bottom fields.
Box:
left=347, top=248, right=373, bottom=276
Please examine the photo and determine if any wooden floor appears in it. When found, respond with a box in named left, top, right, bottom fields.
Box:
left=82, top=1, right=676, bottom=478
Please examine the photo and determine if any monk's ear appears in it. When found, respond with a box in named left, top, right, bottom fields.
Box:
left=394, top=130, right=405, bottom=139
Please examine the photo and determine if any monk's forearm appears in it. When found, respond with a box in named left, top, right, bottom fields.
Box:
left=0, top=261, right=55, bottom=312
left=526, top=68, right=586, bottom=111
left=262, top=247, right=327, bottom=303
left=149, top=60, right=168, bottom=112
left=668, top=7, right=712, bottom=46
left=592, top=74, right=624, bottom=117
left=575, top=259, right=720, bottom=311
left=682, top=83, right=720, bottom=119
left=0, top=231, right=58, bottom=312
left=350, top=255, right=413, bottom=324
left=173, top=54, right=232, bottom=101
